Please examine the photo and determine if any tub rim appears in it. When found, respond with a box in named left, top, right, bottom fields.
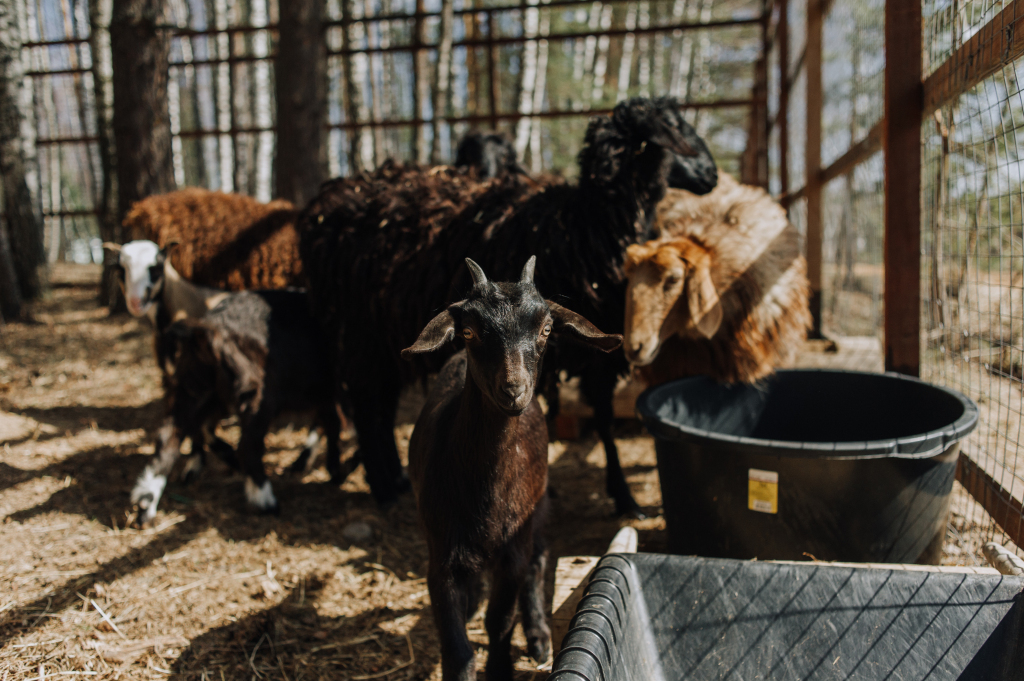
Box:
left=635, top=369, right=979, bottom=461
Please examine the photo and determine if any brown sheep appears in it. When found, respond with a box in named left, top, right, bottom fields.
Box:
left=123, top=188, right=302, bottom=291
left=623, top=173, right=811, bottom=385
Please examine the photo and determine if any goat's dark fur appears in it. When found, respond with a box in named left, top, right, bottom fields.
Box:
left=403, top=257, right=620, bottom=680
left=299, top=97, right=717, bottom=513
left=132, top=289, right=343, bottom=522
left=454, top=131, right=524, bottom=180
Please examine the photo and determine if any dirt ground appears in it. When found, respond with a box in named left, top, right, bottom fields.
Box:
left=0, top=265, right=1014, bottom=680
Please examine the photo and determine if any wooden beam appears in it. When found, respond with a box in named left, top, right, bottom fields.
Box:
left=804, top=0, right=823, bottom=337
left=820, top=119, right=883, bottom=185
left=778, top=0, right=789, bottom=195
left=957, top=454, right=1024, bottom=551
left=883, top=0, right=922, bottom=376
left=923, top=0, right=1024, bottom=114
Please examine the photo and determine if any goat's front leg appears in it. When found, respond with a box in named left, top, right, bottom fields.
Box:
left=428, top=566, right=477, bottom=681
left=239, top=411, right=278, bottom=514
left=131, top=417, right=182, bottom=526
left=518, top=513, right=551, bottom=664
left=485, top=556, right=525, bottom=681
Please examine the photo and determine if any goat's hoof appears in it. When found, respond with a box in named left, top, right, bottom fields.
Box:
left=526, top=633, right=551, bottom=665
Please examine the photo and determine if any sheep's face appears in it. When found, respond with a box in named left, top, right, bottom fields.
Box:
left=106, top=240, right=163, bottom=317
left=403, top=257, right=622, bottom=416
left=623, top=239, right=722, bottom=366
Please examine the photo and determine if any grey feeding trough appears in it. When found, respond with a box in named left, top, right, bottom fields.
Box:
left=550, top=554, right=1024, bottom=681
left=636, top=369, right=979, bottom=563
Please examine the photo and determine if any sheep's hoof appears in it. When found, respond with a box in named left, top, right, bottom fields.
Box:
left=614, top=497, right=646, bottom=520
left=181, top=456, right=203, bottom=484
left=526, top=632, right=551, bottom=666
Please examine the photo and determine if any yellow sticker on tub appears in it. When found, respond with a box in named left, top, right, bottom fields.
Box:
left=748, top=469, right=778, bottom=514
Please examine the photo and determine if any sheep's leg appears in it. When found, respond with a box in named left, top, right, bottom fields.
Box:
left=348, top=378, right=408, bottom=506
left=581, top=369, right=644, bottom=518
left=321, top=404, right=346, bottom=483
left=518, top=507, right=551, bottom=663
left=428, top=567, right=477, bottom=681
left=485, top=557, right=525, bottom=681
left=239, top=412, right=279, bottom=514
left=131, top=417, right=181, bottom=526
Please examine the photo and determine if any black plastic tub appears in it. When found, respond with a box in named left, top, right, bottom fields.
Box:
left=636, top=370, right=979, bottom=563
left=551, top=553, right=1024, bottom=681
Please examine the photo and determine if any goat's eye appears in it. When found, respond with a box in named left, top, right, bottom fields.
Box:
left=462, top=328, right=475, bottom=340
left=541, top=324, right=552, bottom=337
left=665, top=275, right=681, bottom=289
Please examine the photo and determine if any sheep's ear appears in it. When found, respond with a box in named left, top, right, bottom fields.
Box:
left=402, top=309, right=457, bottom=358
left=102, top=242, right=122, bottom=253
left=687, top=262, right=722, bottom=339
left=546, top=301, right=622, bottom=353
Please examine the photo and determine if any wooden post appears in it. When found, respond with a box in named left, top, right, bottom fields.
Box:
left=778, top=0, right=789, bottom=194
left=804, top=0, right=823, bottom=337
left=883, top=0, right=922, bottom=375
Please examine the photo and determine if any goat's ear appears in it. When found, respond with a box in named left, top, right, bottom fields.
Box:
left=402, top=309, right=458, bottom=358
left=546, top=301, right=622, bottom=353
left=102, top=241, right=122, bottom=254
left=686, top=261, right=722, bottom=339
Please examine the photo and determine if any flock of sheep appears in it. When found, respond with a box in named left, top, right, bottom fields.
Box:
left=102, top=96, right=810, bottom=678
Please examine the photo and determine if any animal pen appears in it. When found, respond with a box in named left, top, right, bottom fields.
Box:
left=6, top=0, right=1024, bottom=672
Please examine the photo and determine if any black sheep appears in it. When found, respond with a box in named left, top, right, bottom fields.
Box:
left=454, top=131, right=525, bottom=180
left=299, top=96, right=718, bottom=514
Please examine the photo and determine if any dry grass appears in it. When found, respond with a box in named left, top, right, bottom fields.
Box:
left=0, top=265, right=662, bottom=680
left=0, top=264, right=1012, bottom=679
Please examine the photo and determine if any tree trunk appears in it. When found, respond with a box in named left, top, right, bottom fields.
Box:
left=0, top=217, right=21, bottom=320
left=412, top=0, right=428, bottom=162
left=110, top=0, right=174, bottom=224
left=0, top=0, right=43, bottom=300
left=275, top=0, right=325, bottom=206
left=90, top=0, right=122, bottom=308
left=430, top=0, right=453, bottom=163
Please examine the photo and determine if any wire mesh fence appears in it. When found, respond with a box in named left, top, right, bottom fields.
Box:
left=921, top=50, right=1024, bottom=558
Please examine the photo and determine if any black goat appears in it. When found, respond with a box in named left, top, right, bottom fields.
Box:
left=130, top=289, right=343, bottom=524
left=299, top=96, right=718, bottom=514
left=404, top=257, right=621, bottom=680
left=454, top=131, right=525, bottom=180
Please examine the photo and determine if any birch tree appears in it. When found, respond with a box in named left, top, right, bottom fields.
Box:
left=0, top=0, right=43, bottom=300
left=412, top=0, right=428, bottom=162
left=90, top=0, right=120, bottom=306
left=431, top=0, right=454, bottom=163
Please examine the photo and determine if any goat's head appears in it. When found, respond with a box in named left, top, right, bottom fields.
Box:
left=103, top=240, right=172, bottom=317
left=662, top=106, right=719, bottom=195
left=403, top=257, right=621, bottom=416
left=454, top=131, right=524, bottom=180
left=164, top=319, right=266, bottom=417
left=623, top=238, right=722, bottom=366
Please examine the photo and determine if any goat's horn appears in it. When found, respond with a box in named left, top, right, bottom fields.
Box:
left=101, top=242, right=121, bottom=253
left=465, top=258, right=488, bottom=287
left=521, top=255, right=536, bottom=284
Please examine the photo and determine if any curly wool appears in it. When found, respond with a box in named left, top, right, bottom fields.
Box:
left=124, top=188, right=302, bottom=291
